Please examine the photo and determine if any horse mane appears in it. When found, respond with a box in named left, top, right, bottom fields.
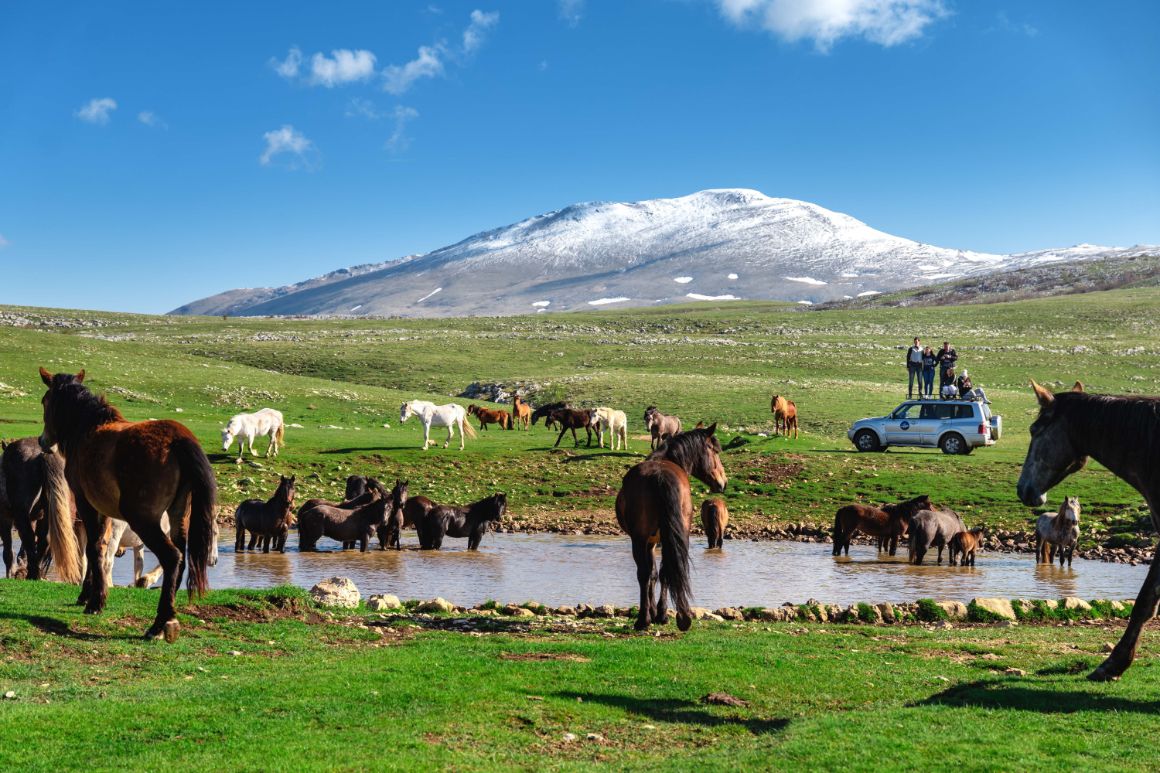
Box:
left=649, top=427, right=720, bottom=466
left=1054, top=391, right=1160, bottom=469
left=50, top=375, right=125, bottom=443
left=467, top=492, right=505, bottom=520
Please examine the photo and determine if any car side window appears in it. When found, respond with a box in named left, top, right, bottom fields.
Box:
left=894, top=404, right=919, bottom=419
left=920, top=404, right=937, bottom=420
left=956, top=405, right=974, bottom=420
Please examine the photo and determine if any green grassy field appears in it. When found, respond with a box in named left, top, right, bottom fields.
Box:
left=1, top=581, right=1158, bottom=771
left=1, top=291, right=1156, bottom=540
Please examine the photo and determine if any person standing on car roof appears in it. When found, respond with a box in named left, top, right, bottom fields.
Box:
left=921, top=345, right=937, bottom=398
left=906, top=337, right=924, bottom=398
left=936, top=340, right=958, bottom=388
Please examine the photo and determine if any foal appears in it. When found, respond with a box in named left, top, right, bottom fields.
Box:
left=949, top=527, right=984, bottom=566
left=700, top=498, right=729, bottom=549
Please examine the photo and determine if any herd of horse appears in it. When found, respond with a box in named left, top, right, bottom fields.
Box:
left=2, top=368, right=1159, bottom=681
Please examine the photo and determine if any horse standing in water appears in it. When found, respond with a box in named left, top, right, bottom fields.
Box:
left=400, top=400, right=476, bottom=450
left=234, top=475, right=297, bottom=553
left=0, top=437, right=79, bottom=580
left=616, top=425, right=727, bottom=631
left=38, top=368, right=216, bottom=641
left=1035, top=495, right=1080, bottom=567
left=1016, top=380, right=1160, bottom=681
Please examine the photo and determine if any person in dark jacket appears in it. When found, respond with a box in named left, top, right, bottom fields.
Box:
left=921, top=346, right=937, bottom=398
left=906, top=337, right=923, bottom=398
left=936, top=341, right=958, bottom=388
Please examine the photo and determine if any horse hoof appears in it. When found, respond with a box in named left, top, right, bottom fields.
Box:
left=633, top=619, right=650, bottom=631
left=83, top=604, right=104, bottom=615
left=676, top=613, right=692, bottom=632
left=1088, top=661, right=1123, bottom=682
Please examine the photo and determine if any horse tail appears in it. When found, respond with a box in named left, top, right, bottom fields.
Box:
left=461, top=412, right=477, bottom=439
left=41, top=453, right=82, bottom=584
left=175, top=436, right=216, bottom=598
left=657, top=480, right=692, bottom=627
left=276, top=420, right=285, bottom=447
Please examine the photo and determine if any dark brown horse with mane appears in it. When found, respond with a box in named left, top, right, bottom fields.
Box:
left=530, top=401, right=569, bottom=426
left=234, top=475, right=296, bottom=553
left=417, top=492, right=506, bottom=550
left=298, top=479, right=406, bottom=552
left=38, top=368, right=216, bottom=641
left=0, top=437, right=79, bottom=580
left=616, top=425, right=727, bottom=631
left=547, top=407, right=596, bottom=448
left=831, top=494, right=932, bottom=557
left=1018, top=380, right=1160, bottom=681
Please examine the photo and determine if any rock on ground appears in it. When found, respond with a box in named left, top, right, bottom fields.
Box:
left=366, top=594, right=402, bottom=612
left=310, top=577, right=361, bottom=609
left=972, top=598, right=1016, bottom=620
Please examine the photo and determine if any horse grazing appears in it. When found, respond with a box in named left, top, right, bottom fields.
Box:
left=547, top=407, right=596, bottom=448
left=700, top=498, right=729, bottom=549
left=617, top=425, right=728, bottom=632
left=512, top=395, right=532, bottom=430
left=907, top=508, right=967, bottom=565
left=468, top=404, right=512, bottom=431
left=592, top=407, right=629, bottom=451
left=400, top=400, right=476, bottom=450
left=417, top=493, right=506, bottom=550
left=1035, top=495, right=1081, bottom=567
left=832, top=494, right=932, bottom=557
left=234, top=475, right=297, bottom=553
left=770, top=395, right=799, bottom=439
left=298, top=480, right=406, bottom=552
left=949, top=527, right=984, bottom=567
left=0, top=437, right=79, bottom=581
left=1015, top=380, right=1160, bottom=680
left=643, top=406, right=682, bottom=451
left=222, top=408, right=284, bottom=461
left=530, top=401, right=569, bottom=426
left=38, top=368, right=215, bottom=641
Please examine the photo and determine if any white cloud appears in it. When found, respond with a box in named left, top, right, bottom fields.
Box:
left=386, top=106, right=419, bottom=152
left=137, top=110, right=167, bottom=128
left=382, top=9, right=499, bottom=94
left=345, top=97, right=381, bottom=119
left=995, top=11, right=1038, bottom=38
left=463, top=9, right=500, bottom=53
left=309, top=49, right=377, bottom=87
left=383, top=45, right=445, bottom=95
left=559, top=0, right=584, bottom=26
left=271, top=46, right=303, bottom=79
left=716, top=0, right=948, bottom=52
left=75, top=97, right=117, bottom=125
left=259, top=125, right=316, bottom=168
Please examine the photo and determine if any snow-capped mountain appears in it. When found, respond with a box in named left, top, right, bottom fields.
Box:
left=170, top=189, right=1156, bottom=317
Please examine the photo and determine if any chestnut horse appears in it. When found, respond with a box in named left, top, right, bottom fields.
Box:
left=832, top=494, right=932, bottom=557
left=468, top=404, right=512, bottom=430
left=700, top=497, right=729, bottom=549
left=949, top=527, right=984, bottom=566
left=38, top=368, right=216, bottom=641
left=1016, top=380, right=1160, bottom=681
left=616, top=425, right=727, bottom=631
left=512, top=396, right=532, bottom=430
left=0, top=437, right=79, bottom=581
left=770, top=395, right=799, bottom=439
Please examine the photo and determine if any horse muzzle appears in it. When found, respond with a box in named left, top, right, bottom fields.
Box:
left=1016, top=482, right=1046, bottom=508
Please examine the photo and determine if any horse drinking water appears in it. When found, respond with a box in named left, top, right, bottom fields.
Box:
left=222, top=408, right=284, bottom=461
left=400, top=400, right=476, bottom=450
left=38, top=368, right=216, bottom=641
left=616, top=425, right=727, bottom=632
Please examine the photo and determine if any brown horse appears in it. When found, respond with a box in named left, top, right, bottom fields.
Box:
left=416, top=492, right=506, bottom=550
left=468, top=404, right=512, bottom=430
left=234, top=475, right=296, bottom=553
left=700, top=498, right=729, bottom=549
left=402, top=494, right=437, bottom=534
left=616, top=425, right=727, bottom=631
left=512, top=395, right=532, bottom=430
left=948, top=527, right=984, bottom=566
left=530, top=401, right=569, bottom=426
left=547, top=407, right=596, bottom=448
left=832, top=494, right=931, bottom=557
left=298, top=480, right=406, bottom=552
left=1017, top=380, right=1160, bottom=681
left=643, top=406, right=682, bottom=450
left=38, top=368, right=215, bottom=641
left=0, top=437, right=79, bottom=580
left=771, top=395, right=799, bottom=439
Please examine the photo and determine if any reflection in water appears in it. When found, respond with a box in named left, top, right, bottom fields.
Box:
left=102, top=533, right=1145, bottom=608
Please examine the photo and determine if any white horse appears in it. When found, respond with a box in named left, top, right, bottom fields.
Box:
left=85, top=514, right=220, bottom=588
left=592, top=406, right=628, bottom=451
left=222, top=408, right=285, bottom=460
left=1035, top=495, right=1080, bottom=567
left=400, top=400, right=476, bottom=450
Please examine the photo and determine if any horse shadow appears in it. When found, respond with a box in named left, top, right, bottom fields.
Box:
left=0, top=611, right=137, bottom=641
left=554, top=691, right=789, bottom=735
left=560, top=451, right=640, bottom=463
left=318, top=446, right=412, bottom=454
left=913, top=679, right=1160, bottom=714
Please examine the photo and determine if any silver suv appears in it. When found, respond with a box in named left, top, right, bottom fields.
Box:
left=848, top=399, right=1002, bottom=455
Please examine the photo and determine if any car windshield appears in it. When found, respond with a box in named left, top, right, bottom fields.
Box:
left=891, top=403, right=921, bottom=419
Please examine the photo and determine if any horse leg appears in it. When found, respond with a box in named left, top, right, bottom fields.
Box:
left=81, top=509, right=110, bottom=614
left=1, top=526, right=12, bottom=578
left=138, top=546, right=164, bottom=589
left=235, top=519, right=245, bottom=552
left=554, top=425, right=568, bottom=448
left=422, top=421, right=432, bottom=450
left=936, top=540, right=945, bottom=565
left=1091, top=541, right=1160, bottom=681
left=444, top=423, right=454, bottom=450
left=133, top=519, right=182, bottom=640
left=12, top=512, right=40, bottom=580
left=631, top=536, right=654, bottom=631
left=467, top=526, right=483, bottom=551
left=248, top=530, right=258, bottom=550
left=262, top=533, right=271, bottom=554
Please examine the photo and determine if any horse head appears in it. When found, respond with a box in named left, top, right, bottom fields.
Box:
left=37, top=367, right=92, bottom=455
left=279, top=474, right=296, bottom=505
left=771, top=395, right=783, bottom=413
left=390, top=479, right=409, bottom=510
left=643, top=406, right=657, bottom=427
left=487, top=492, right=507, bottom=521
left=400, top=402, right=413, bottom=423
left=1017, top=380, right=1089, bottom=507
left=661, top=423, right=727, bottom=493
left=1060, top=495, right=1081, bottom=526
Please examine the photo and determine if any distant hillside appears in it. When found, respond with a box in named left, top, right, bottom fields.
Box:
left=815, top=253, right=1160, bottom=310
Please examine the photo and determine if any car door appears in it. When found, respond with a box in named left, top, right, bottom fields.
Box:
left=884, top=402, right=925, bottom=445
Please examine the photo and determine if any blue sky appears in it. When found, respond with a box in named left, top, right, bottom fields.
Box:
left=1, top=0, right=1158, bottom=313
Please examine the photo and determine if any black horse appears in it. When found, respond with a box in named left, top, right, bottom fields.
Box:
left=418, top=493, right=507, bottom=550
left=0, top=437, right=78, bottom=580
left=234, top=475, right=296, bottom=553
left=298, top=480, right=406, bottom=552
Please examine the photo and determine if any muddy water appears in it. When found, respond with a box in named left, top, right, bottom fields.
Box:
left=109, top=533, right=1147, bottom=609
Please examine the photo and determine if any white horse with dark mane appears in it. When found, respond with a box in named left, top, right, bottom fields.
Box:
left=1036, top=495, right=1080, bottom=567
left=400, top=400, right=476, bottom=450
left=222, top=407, right=284, bottom=460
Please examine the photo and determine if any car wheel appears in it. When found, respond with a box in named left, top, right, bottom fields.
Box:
left=939, top=433, right=966, bottom=455
left=854, top=429, right=881, bottom=452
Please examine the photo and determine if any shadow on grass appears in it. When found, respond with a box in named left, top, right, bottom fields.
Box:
left=555, top=691, right=790, bottom=735
left=318, top=446, right=413, bottom=454
left=0, top=611, right=137, bottom=641
left=561, top=451, right=640, bottom=463
left=914, top=679, right=1160, bottom=714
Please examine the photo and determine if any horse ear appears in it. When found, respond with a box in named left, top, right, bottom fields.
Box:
left=1071, top=381, right=1085, bottom=393
left=39, top=366, right=53, bottom=386
left=76, top=369, right=85, bottom=383
left=706, top=422, right=717, bottom=436
left=1030, top=380, right=1054, bottom=407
